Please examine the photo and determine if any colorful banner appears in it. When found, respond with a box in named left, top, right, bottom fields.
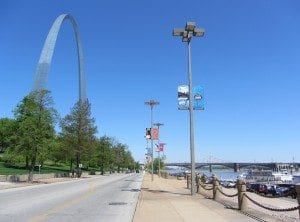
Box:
left=193, top=85, right=204, bottom=110
left=145, top=128, right=151, bottom=139
left=178, top=85, right=189, bottom=110
left=156, top=143, right=165, bottom=152
left=151, top=128, right=159, bottom=140
left=178, top=85, right=204, bottom=110
left=158, top=143, right=164, bottom=151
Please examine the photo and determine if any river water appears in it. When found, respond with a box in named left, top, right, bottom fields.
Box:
left=165, top=168, right=246, bottom=181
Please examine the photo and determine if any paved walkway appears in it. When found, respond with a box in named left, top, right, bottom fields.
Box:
left=133, top=173, right=257, bottom=222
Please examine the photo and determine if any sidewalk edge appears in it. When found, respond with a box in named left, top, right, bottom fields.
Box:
left=131, top=172, right=145, bottom=222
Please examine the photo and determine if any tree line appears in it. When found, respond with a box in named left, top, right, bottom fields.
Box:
left=0, top=90, right=138, bottom=181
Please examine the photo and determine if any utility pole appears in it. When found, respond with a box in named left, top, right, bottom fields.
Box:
left=145, top=100, right=159, bottom=181
left=173, top=22, right=205, bottom=195
left=154, top=122, right=164, bottom=177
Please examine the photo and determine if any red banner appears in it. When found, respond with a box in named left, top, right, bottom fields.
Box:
left=158, top=143, right=164, bottom=151
left=151, top=128, right=159, bottom=140
left=156, top=143, right=164, bottom=152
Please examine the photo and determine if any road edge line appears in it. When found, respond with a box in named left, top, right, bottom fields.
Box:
left=131, top=172, right=145, bottom=222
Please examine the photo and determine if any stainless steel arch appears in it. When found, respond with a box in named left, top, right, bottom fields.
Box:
left=32, top=14, right=86, bottom=101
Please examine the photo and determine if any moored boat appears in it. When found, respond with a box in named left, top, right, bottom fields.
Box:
left=292, top=173, right=300, bottom=184
left=243, top=170, right=274, bottom=182
left=239, top=170, right=293, bottom=183
left=272, top=171, right=293, bottom=183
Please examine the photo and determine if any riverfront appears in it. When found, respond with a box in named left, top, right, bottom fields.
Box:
left=1, top=2, right=300, bottom=222
left=134, top=173, right=255, bottom=222
left=1, top=171, right=299, bottom=221
left=166, top=168, right=243, bottom=180
left=134, top=172, right=299, bottom=222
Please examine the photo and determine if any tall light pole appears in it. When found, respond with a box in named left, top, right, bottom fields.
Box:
left=145, top=100, right=160, bottom=181
left=173, top=22, right=205, bottom=196
left=154, top=122, right=164, bottom=177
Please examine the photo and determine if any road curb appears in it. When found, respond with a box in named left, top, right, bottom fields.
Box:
left=131, top=172, right=145, bottom=221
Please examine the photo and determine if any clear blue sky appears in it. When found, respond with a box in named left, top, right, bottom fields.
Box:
left=1, top=1, right=300, bottom=163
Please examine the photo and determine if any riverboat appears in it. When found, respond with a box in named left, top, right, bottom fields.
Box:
left=243, top=170, right=274, bottom=182
left=239, top=170, right=293, bottom=183
left=293, top=173, right=300, bottom=184
left=272, top=171, right=293, bottom=183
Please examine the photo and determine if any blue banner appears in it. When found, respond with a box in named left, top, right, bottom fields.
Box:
left=178, top=85, right=204, bottom=110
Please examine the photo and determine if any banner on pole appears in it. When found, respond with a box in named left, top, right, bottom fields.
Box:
left=178, top=85, right=189, bottom=110
left=193, top=85, right=204, bottom=110
left=158, top=143, right=164, bottom=151
left=156, top=143, right=165, bottom=152
left=178, top=85, right=204, bottom=110
left=151, top=128, right=159, bottom=140
left=145, top=128, right=151, bottom=139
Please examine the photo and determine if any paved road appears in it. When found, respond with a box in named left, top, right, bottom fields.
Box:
left=0, top=173, right=143, bottom=222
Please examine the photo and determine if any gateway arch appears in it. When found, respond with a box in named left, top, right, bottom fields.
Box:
left=32, top=14, right=86, bottom=102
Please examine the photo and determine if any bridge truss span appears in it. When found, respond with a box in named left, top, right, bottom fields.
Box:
left=165, top=162, right=300, bottom=173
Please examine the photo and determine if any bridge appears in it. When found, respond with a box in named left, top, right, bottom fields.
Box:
left=165, top=162, right=300, bottom=172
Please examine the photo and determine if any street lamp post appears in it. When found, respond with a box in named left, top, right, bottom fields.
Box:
left=154, top=122, right=164, bottom=177
left=145, top=100, right=160, bottom=181
left=173, top=22, right=205, bottom=196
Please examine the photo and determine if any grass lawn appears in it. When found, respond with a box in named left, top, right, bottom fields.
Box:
left=0, top=162, right=70, bottom=175
left=0, top=161, right=100, bottom=175
left=0, top=162, right=29, bottom=175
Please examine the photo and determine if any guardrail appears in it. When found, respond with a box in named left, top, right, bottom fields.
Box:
left=185, top=174, right=300, bottom=218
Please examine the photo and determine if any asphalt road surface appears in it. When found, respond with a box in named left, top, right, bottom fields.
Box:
left=0, top=173, right=143, bottom=222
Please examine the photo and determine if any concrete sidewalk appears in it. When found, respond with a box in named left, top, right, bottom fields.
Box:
left=133, top=173, right=257, bottom=222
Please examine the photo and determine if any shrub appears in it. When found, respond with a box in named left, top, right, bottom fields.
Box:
left=9, top=175, right=20, bottom=182
left=54, top=172, right=69, bottom=178
left=89, top=170, right=96, bottom=175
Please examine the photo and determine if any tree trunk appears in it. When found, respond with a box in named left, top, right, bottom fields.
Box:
left=101, top=165, right=104, bottom=175
left=70, top=159, right=74, bottom=177
left=70, top=159, right=73, bottom=171
left=28, top=157, right=36, bottom=183
left=76, top=153, right=81, bottom=178
left=25, top=155, right=29, bottom=169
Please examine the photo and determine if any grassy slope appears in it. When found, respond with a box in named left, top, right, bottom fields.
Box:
left=0, top=162, right=72, bottom=175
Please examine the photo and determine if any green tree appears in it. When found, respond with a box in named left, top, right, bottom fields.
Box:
left=0, top=118, right=17, bottom=153
left=112, top=143, right=126, bottom=173
left=58, top=132, right=76, bottom=173
left=60, top=100, right=97, bottom=177
left=123, top=149, right=135, bottom=170
left=153, top=157, right=165, bottom=173
left=48, top=135, right=66, bottom=165
left=96, top=136, right=114, bottom=175
left=112, top=142, right=135, bottom=173
left=135, top=161, right=141, bottom=172
left=83, top=137, right=98, bottom=170
left=13, top=90, right=56, bottom=182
